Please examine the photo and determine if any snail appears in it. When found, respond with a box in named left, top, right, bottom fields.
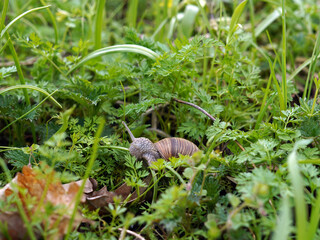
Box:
left=122, top=121, right=199, bottom=165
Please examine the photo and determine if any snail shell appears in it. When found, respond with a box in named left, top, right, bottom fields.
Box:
left=122, top=121, right=199, bottom=165
left=154, top=137, right=199, bottom=160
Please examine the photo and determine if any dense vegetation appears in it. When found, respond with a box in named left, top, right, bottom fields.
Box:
left=1, top=0, right=320, bottom=239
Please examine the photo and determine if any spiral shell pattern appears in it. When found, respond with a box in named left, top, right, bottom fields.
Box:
left=154, top=137, right=199, bottom=160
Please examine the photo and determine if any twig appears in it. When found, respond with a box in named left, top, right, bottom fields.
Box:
left=147, top=128, right=171, bottom=138
left=0, top=56, right=38, bottom=67
left=234, top=140, right=245, bottom=151
left=118, top=228, right=146, bottom=240
left=173, top=98, right=216, bottom=121
left=142, top=103, right=169, bottom=117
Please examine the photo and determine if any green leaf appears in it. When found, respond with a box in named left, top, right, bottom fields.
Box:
left=227, top=0, right=248, bottom=44
left=227, top=193, right=241, bottom=207
left=124, top=98, right=166, bottom=119
left=0, top=66, right=17, bottom=79
left=299, top=116, right=320, bottom=137
left=5, top=150, right=30, bottom=170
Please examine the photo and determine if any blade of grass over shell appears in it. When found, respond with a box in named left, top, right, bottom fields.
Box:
left=0, top=5, right=50, bottom=39
left=94, top=0, right=106, bottom=49
left=226, top=0, right=247, bottom=45
left=0, top=90, right=59, bottom=134
left=0, top=85, right=62, bottom=108
left=288, top=145, right=308, bottom=240
left=67, top=44, right=160, bottom=75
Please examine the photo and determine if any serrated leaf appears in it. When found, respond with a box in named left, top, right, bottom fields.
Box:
left=0, top=66, right=17, bottom=79
left=124, top=98, right=166, bottom=119
left=300, top=116, right=320, bottom=137
left=5, top=150, right=30, bottom=170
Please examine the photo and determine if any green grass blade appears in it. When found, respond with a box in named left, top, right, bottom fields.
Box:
left=288, top=57, right=316, bottom=82
left=151, top=18, right=168, bottom=40
left=255, top=7, right=281, bottom=38
left=227, top=0, right=247, bottom=44
left=298, top=159, right=320, bottom=164
left=281, top=0, right=287, bottom=107
left=180, top=4, right=199, bottom=38
left=0, top=0, right=9, bottom=33
left=0, top=85, right=62, bottom=108
left=0, top=90, right=59, bottom=134
left=252, top=42, right=278, bottom=129
left=307, top=188, right=320, bottom=239
left=194, top=0, right=214, bottom=37
left=53, top=106, right=75, bottom=136
left=288, top=144, right=308, bottom=240
left=67, top=44, right=160, bottom=75
left=127, top=0, right=139, bottom=28
left=248, top=0, right=256, bottom=43
left=0, top=5, right=50, bottom=39
left=265, top=31, right=286, bottom=112
left=40, top=0, right=58, bottom=44
left=94, top=0, right=106, bottom=49
left=305, top=30, right=320, bottom=99
left=272, top=195, right=291, bottom=240
left=6, top=34, right=37, bottom=141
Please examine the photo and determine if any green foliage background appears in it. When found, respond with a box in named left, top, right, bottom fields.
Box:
left=1, top=0, right=320, bottom=239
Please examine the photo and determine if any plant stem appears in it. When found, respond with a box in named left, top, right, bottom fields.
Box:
left=281, top=0, right=287, bottom=110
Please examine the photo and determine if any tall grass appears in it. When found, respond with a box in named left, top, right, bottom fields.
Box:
left=94, top=0, right=106, bottom=49
left=281, top=0, right=287, bottom=110
left=126, top=0, right=139, bottom=29
left=1, top=4, right=52, bottom=142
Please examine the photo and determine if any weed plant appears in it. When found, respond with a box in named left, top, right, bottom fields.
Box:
left=1, top=0, right=320, bottom=239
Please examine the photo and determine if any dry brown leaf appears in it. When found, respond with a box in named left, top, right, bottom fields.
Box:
left=85, top=175, right=152, bottom=211
left=0, top=165, right=92, bottom=240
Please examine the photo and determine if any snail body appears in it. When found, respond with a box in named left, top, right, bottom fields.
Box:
left=122, top=121, right=199, bottom=165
